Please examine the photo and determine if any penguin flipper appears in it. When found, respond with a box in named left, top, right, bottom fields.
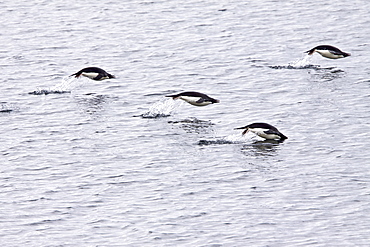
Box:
left=328, top=50, right=343, bottom=56
left=264, top=129, right=280, bottom=135
left=94, top=74, right=103, bottom=81
left=264, top=129, right=287, bottom=140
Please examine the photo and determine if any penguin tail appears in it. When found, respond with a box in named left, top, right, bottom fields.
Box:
left=305, top=49, right=315, bottom=55
left=165, top=95, right=179, bottom=99
left=70, top=72, right=81, bottom=78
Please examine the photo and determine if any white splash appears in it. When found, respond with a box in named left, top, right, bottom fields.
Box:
left=51, top=76, right=82, bottom=91
left=141, top=98, right=178, bottom=118
left=29, top=76, right=80, bottom=95
left=288, top=54, right=313, bottom=68
left=224, top=133, right=250, bottom=143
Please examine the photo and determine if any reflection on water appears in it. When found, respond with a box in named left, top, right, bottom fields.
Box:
left=28, top=89, right=71, bottom=95
left=308, top=68, right=346, bottom=82
left=74, top=94, right=112, bottom=116
left=240, top=140, right=281, bottom=157
left=197, top=139, right=235, bottom=145
left=169, top=117, right=215, bottom=134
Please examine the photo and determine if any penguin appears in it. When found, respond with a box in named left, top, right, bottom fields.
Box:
left=305, top=45, right=350, bottom=59
left=71, top=67, right=115, bottom=81
left=235, top=122, right=287, bottom=141
left=166, top=91, right=220, bottom=106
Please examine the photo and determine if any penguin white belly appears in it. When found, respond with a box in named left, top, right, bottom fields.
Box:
left=179, top=96, right=212, bottom=106
left=316, top=50, right=343, bottom=59
left=81, top=72, right=100, bottom=80
left=250, top=128, right=280, bottom=140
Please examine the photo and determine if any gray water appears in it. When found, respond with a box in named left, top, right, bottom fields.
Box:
left=1, top=0, right=370, bottom=246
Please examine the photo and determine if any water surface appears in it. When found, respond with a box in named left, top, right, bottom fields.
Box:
left=1, top=0, right=370, bottom=246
